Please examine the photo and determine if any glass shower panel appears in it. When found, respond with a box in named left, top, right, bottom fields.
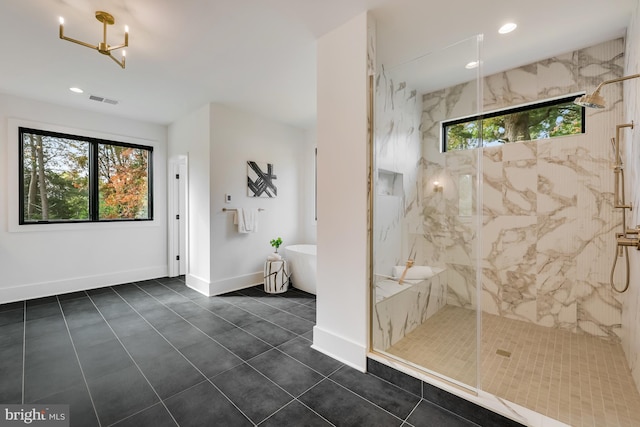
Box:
left=371, top=35, right=483, bottom=390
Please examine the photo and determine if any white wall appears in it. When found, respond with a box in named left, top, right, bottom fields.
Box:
left=208, top=104, right=306, bottom=294
left=314, top=12, right=370, bottom=370
left=168, top=103, right=309, bottom=296
left=0, top=93, right=168, bottom=302
left=168, top=104, right=211, bottom=291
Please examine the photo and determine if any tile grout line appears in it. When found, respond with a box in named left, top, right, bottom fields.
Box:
left=248, top=344, right=340, bottom=387
left=21, top=300, right=26, bottom=405
left=129, top=283, right=276, bottom=367
left=141, top=281, right=336, bottom=425
left=322, top=371, right=408, bottom=425
left=55, top=295, right=103, bottom=427
left=236, top=287, right=318, bottom=316
left=154, top=280, right=315, bottom=339
left=19, top=280, right=341, bottom=426
left=131, top=283, right=328, bottom=425
left=98, top=287, right=254, bottom=426
left=401, top=400, right=421, bottom=426
left=158, top=277, right=315, bottom=324
left=255, top=397, right=336, bottom=427
left=13, top=281, right=418, bottom=426
left=240, top=347, right=342, bottom=424
left=81, top=292, right=182, bottom=427
left=138, top=280, right=311, bottom=366
left=103, top=392, right=198, bottom=427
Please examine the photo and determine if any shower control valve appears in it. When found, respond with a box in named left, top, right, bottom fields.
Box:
left=625, top=226, right=640, bottom=235
left=617, top=232, right=640, bottom=250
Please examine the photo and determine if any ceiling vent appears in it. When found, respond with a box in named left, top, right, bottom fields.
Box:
left=89, top=95, right=119, bottom=105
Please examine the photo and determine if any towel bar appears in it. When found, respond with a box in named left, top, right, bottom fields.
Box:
left=222, top=208, right=265, bottom=212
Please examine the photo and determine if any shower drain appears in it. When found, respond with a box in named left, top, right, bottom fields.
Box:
left=496, top=349, right=512, bottom=358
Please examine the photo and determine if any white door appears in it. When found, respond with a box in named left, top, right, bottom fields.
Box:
left=177, top=162, right=187, bottom=275
left=169, top=156, right=188, bottom=277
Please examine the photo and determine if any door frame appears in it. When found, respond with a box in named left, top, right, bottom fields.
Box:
left=168, top=155, right=188, bottom=277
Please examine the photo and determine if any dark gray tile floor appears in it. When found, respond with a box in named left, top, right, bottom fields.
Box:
left=0, top=277, right=483, bottom=426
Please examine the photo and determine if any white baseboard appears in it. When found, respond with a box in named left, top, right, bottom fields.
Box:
left=207, top=271, right=264, bottom=296
left=312, top=325, right=367, bottom=372
left=185, top=273, right=211, bottom=296
left=0, top=266, right=168, bottom=303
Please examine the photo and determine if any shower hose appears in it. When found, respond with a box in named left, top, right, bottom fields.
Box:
left=610, top=244, right=630, bottom=293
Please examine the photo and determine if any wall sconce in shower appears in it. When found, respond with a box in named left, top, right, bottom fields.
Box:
left=59, top=11, right=129, bottom=69
left=433, top=181, right=443, bottom=192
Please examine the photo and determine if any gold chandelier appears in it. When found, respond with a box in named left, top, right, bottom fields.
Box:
left=59, top=11, right=128, bottom=69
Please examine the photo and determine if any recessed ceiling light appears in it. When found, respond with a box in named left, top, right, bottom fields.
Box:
left=499, top=23, right=517, bottom=34
left=69, top=87, right=83, bottom=93
left=465, top=61, right=479, bottom=69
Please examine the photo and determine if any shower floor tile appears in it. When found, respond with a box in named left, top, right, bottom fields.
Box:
left=385, top=305, right=640, bottom=427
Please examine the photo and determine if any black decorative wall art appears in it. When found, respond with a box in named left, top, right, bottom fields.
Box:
left=247, top=161, right=277, bottom=198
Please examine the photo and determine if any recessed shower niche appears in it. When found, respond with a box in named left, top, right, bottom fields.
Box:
left=377, top=169, right=403, bottom=196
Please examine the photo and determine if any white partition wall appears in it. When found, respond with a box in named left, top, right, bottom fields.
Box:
left=313, top=12, right=371, bottom=371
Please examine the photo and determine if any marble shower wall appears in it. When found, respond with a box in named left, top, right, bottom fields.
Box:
left=622, top=0, right=640, bottom=394
left=421, top=38, right=626, bottom=340
left=372, top=60, right=451, bottom=354
left=373, top=66, right=424, bottom=277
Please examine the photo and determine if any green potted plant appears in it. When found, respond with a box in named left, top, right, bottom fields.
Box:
left=268, top=237, right=283, bottom=261
left=270, top=237, right=283, bottom=253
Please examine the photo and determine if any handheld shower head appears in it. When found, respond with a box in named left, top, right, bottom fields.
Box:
left=575, top=73, right=640, bottom=109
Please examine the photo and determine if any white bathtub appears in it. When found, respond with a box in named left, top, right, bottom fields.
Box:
left=284, top=244, right=316, bottom=295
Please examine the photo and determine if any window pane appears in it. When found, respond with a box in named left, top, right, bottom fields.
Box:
left=444, top=120, right=481, bottom=151
left=98, top=144, right=150, bottom=220
left=22, top=132, right=90, bottom=222
left=443, top=97, right=584, bottom=152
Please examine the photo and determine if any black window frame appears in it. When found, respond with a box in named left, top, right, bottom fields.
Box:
left=18, top=127, right=154, bottom=225
left=441, top=95, right=586, bottom=152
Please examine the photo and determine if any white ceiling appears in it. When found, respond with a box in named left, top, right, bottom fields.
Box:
left=0, top=0, right=635, bottom=129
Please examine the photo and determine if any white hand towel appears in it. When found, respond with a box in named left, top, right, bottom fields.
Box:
left=392, top=265, right=433, bottom=280
left=234, top=208, right=258, bottom=233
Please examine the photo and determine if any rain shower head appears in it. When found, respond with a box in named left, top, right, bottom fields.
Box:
left=574, top=91, right=606, bottom=109
left=575, top=73, right=640, bottom=109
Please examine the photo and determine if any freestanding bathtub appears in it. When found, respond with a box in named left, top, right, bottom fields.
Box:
left=284, top=244, right=317, bottom=294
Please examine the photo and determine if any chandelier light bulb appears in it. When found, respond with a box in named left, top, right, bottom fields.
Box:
left=58, top=10, right=129, bottom=69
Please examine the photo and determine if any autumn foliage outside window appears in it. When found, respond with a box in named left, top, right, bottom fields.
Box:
left=19, top=127, right=153, bottom=224
left=442, top=95, right=585, bottom=152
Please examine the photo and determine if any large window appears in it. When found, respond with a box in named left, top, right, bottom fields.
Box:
left=442, top=95, right=585, bottom=152
left=19, top=127, right=153, bottom=224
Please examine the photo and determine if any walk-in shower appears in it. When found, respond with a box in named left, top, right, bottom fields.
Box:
left=371, top=35, right=640, bottom=426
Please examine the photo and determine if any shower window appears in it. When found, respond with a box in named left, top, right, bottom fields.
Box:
left=442, top=94, right=585, bottom=151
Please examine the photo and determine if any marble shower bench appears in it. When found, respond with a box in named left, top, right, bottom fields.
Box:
left=372, top=267, right=447, bottom=350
